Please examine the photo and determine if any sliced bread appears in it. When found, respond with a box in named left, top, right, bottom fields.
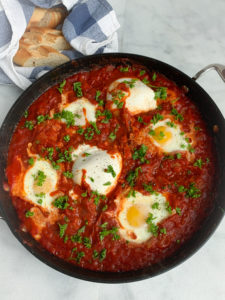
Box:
left=13, top=45, right=69, bottom=67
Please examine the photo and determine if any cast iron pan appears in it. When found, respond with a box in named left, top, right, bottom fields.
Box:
left=0, top=53, right=225, bottom=283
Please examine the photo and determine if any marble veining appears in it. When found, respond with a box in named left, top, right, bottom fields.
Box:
left=0, top=0, right=225, bottom=299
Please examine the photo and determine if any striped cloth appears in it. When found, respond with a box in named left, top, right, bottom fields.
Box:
left=0, top=0, right=120, bottom=89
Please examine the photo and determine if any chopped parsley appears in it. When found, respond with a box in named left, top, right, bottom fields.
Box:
left=154, top=87, right=167, bottom=100
left=64, top=135, right=70, bottom=142
left=83, top=237, right=92, bottom=249
left=84, top=152, right=91, bottom=157
left=75, top=251, right=85, bottom=263
left=143, top=183, right=157, bottom=194
left=105, top=165, right=116, bottom=178
left=177, top=183, right=201, bottom=198
left=57, top=80, right=66, bottom=94
left=25, top=211, right=34, bottom=218
left=99, top=248, right=107, bottom=261
left=33, top=170, right=46, bottom=186
left=28, top=157, right=34, bottom=166
left=127, top=189, right=136, bottom=198
left=132, top=144, right=148, bottom=163
left=61, top=110, right=75, bottom=127
left=71, top=225, right=86, bottom=243
left=73, top=81, right=83, bottom=98
left=24, top=110, right=28, bottom=118
left=84, top=127, right=94, bottom=140
left=193, top=158, right=204, bottom=168
left=186, top=183, right=201, bottom=198
left=91, top=190, right=105, bottom=206
left=37, top=115, right=46, bottom=124
left=35, top=192, right=45, bottom=198
left=152, top=73, right=157, bottom=81
left=149, top=129, right=155, bottom=136
left=122, top=79, right=137, bottom=88
left=24, top=120, right=34, bottom=130
left=146, top=213, right=158, bottom=236
left=53, top=195, right=69, bottom=209
left=160, top=227, right=167, bottom=234
left=77, top=126, right=84, bottom=135
left=109, top=131, right=116, bottom=141
left=142, top=78, right=149, bottom=85
left=151, top=113, right=163, bottom=125
left=176, top=207, right=182, bottom=215
left=99, top=224, right=120, bottom=241
left=166, top=121, right=176, bottom=128
left=120, top=66, right=129, bottom=72
left=176, top=153, right=182, bottom=159
left=171, top=107, right=184, bottom=121
left=63, top=171, right=73, bottom=178
left=112, top=90, right=125, bottom=109
left=139, top=70, right=146, bottom=76
left=165, top=201, right=172, bottom=214
left=90, top=122, right=101, bottom=134
left=126, top=167, right=142, bottom=187
left=58, top=223, right=68, bottom=238
left=178, top=185, right=185, bottom=193
left=46, top=147, right=54, bottom=161
left=95, top=90, right=104, bottom=106
left=103, top=181, right=111, bottom=186
left=93, top=250, right=99, bottom=259
left=92, top=248, right=107, bottom=261
left=102, top=204, right=108, bottom=211
left=137, top=116, right=146, bottom=124
left=152, top=202, right=159, bottom=209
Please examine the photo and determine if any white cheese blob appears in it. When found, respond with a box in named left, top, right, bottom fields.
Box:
left=116, top=191, right=170, bottom=243
left=24, top=159, right=58, bottom=210
left=72, top=144, right=122, bottom=195
left=107, top=78, right=156, bottom=115
left=63, top=97, right=96, bottom=126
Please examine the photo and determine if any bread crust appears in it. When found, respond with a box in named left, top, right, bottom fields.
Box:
left=27, top=7, right=67, bottom=29
left=13, top=45, right=69, bottom=67
left=20, top=28, right=71, bottom=51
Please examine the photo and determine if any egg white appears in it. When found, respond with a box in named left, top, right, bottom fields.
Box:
left=149, top=118, right=190, bottom=153
left=107, top=78, right=156, bottom=115
left=62, top=97, right=97, bottom=126
left=24, top=159, right=58, bottom=210
left=71, top=144, right=122, bottom=195
left=116, top=190, right=170, bottom=243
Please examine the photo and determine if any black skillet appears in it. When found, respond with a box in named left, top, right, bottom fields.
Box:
left=0, top=53, right=225, bottom=283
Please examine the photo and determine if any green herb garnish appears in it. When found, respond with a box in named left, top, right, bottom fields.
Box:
left=73, top=82, right=83, bottom=98
left=25, top=211, right=34, bottom=218
left=53, top=195, right=69, bottom=209
left=58, top=223, right=68, bottom=238
left=57, top=80, right=66, bottom=94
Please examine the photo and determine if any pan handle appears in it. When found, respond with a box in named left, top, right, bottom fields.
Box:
left=192, top=64, right=225, bottom=82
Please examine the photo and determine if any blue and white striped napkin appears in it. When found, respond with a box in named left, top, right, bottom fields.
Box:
left=0, top=0, right=120, bottom=89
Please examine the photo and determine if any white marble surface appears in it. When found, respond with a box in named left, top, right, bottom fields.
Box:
left=0, top=0, right=225, bottom=299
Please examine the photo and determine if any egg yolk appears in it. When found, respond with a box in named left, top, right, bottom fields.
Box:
left=127, top=205, right=146, bottom=227
left=33, top=177, right=53, bottom=194
left=152, top=126, right=172, bottom=145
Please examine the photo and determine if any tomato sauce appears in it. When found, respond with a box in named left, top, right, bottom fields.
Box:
left=6, top=64, right=216, bottom=271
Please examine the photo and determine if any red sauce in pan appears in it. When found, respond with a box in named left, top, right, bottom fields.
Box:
left=6, top=64, right=215, bottom=271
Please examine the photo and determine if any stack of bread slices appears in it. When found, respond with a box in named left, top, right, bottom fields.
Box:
left=13, top=7, right=71, bottom=67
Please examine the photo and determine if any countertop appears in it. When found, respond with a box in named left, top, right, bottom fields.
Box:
left=0, top=0, right=225, bottom=299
